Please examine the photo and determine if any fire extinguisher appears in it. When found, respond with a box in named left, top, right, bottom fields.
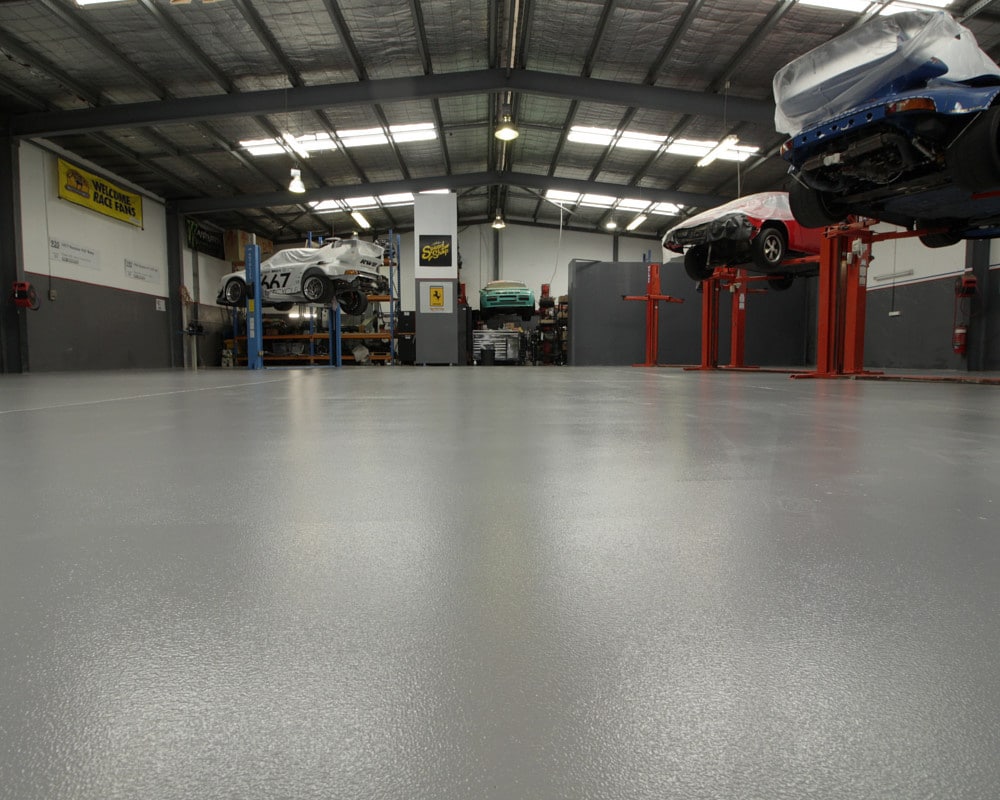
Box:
left=952, top=325, right=968, bottom=356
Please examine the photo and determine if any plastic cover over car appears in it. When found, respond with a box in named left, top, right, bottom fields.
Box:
left=664, top=192, right=792, bottom=240
left=773, top=11, right=1000, bottom=136
left=262, top=238, right=384, bottom=269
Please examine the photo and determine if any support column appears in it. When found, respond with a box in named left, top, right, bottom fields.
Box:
left=165, top=208, right=184, bottom=368
left=965, top=238, right=990, bottom=372
left=0, top=135, right=28, bottom=373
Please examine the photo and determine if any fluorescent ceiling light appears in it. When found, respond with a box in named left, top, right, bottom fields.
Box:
left=697, top=135, right=740, bottom=167
left=288, top=168, right=305, bottom=194
left=626, top=215, right=647, bottom=231
left=351, top=211, right=371, bottom=230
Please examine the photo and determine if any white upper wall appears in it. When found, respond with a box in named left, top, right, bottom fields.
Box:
left=19, top=142, right=169, bottom=297
left=867, top=222, right=965, bottom=290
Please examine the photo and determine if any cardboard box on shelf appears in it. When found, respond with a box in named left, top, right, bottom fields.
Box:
left=224, top=230, right=274, bottom=263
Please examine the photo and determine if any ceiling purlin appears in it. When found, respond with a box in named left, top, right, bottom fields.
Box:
left=408, top=0, right=453, bottom=176
left=583, top=0, right=709, bottom=189
left=318, top=0, right=413, bottom=185
left=495, top=0, right=534, bottom=223
left=224, top=0, right=366, bottom=234
left=529, top=0, right=620, bottom=224
left=34, top=0, right=327, bottom=237
left=629, top=0, right=799, bottom=220
left=0, top=69, right=272, bottom=236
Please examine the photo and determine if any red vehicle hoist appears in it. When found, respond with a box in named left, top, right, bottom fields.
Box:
left=622, top=262, right=684, bottom=367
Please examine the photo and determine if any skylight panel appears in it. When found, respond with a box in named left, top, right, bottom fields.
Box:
left=580, top=194, right=618, bottom=208
left=545, top=190, right=582, bottom=204
left=342, top=196, right=379, bottom=210
left=617, top=131, right=666, bottom=151
left=650, top=202, right=684, bottom=216
left=239, top=138, right=287, bottom=156
left=617, top=198, right=652, bottom=211
left=797, top=0, right=871, bottom=11
left=378, top=193, right=415, bottom=206
left=567, top=127, right=616, bottom=147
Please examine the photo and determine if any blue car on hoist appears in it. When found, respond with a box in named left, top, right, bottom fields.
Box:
left=776, top=10, right=1000, bottom=248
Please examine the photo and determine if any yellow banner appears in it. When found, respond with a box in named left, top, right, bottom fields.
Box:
left=57, top=158, right=143, bottom=229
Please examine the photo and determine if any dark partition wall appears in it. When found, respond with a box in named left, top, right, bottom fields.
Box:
left=25, top=273, right=172, bottom=371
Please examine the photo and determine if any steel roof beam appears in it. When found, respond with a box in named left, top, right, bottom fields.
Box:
left=10, top=69, right=774, bottom=138
left=176, top=171, right=727, bottom=215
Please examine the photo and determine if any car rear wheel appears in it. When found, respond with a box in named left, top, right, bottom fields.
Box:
left=948, top=107, right=1000, bottom=192
left=767, top=274, right=794, bottom=291
left=272, top=302, right=294, bottom=312
left=301, top=272, right=331, bottom=304
left=338, top=290, right=368, bottom=316
left=918, top=230, right=962, bottom=249
left=751, top=227, right=787, bottom=270
left=789, top=180, right=845, bottom=229
left=684, top=246, right=714, bottom=281
left=222, top=278, right=246, bottom=305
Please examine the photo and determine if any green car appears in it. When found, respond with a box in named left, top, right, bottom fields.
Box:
left=479, top=280, right=536, bottom=320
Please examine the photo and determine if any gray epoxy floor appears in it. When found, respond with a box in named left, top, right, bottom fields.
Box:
left=1, top=367, right=998, bottom=800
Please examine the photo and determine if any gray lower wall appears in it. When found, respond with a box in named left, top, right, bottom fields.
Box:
left=569, top=259, right=813, bottom=367
left=25, top=273, right=172, bottom=371
left=863, top=272, right=997, bottom=370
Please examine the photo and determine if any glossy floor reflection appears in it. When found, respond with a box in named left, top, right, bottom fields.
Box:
left=1, top=367, right=998, bottom=800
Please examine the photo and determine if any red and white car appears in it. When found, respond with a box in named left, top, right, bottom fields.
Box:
left=662, top=191, right=824, bottom=289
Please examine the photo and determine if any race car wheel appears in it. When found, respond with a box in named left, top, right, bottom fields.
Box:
left=789, top=180, right=845, bottom=229
left=948, top=107, right=1000, bottom=191
left=751, top=227, right=787, bottom=270
left=684, top=246, right=714, bottom=282
left=301, top=272, right=331, bottom=304
left=272, top=302, right=294, bottom=312
left=222, top=278, right=246, bottom=305
left=338, top=290, right=368, bottom=316
left=766, top=274, right=794, bottom=291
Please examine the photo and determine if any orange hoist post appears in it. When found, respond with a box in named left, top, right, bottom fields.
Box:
left=622, top=262, right=684, bottom=367
left=687, top=266, right=798, bottom=371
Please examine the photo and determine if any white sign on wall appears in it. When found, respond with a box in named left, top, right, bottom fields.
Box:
left=49, top=238, right=99, bottom=271
left=124, top=258, right=161, bottom=283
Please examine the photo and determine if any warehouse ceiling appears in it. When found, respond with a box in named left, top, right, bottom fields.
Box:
left=2, top=0, right=1000, bottom=244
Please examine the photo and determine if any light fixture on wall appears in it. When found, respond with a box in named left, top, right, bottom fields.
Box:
left=491, top=211, right=506, bottom=229
left=494, top=104, right=519, bottom=141
left=288, top=168, right=306, bottom=193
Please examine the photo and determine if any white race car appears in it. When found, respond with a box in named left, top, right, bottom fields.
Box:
left=216, top=238, right=389, bottom=315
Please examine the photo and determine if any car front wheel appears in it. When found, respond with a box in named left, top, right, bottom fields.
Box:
left=684, top=246, right=714, bottom=282
left=222, top=278, right=246, bottom=305
left=751, top=227, right=787, bottom=270
left=789, top=180, right=845, bottom=229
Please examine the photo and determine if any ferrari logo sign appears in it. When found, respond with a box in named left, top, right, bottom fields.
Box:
left=429, top=286, right=445, bottom=307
